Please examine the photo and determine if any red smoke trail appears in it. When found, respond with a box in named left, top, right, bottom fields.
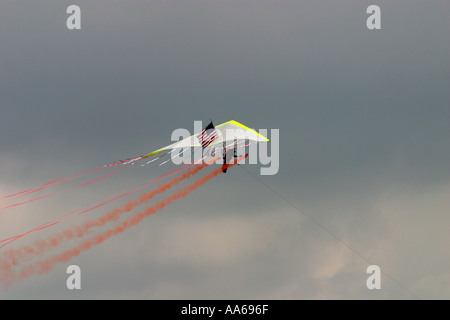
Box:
left=0, top=162, right=208, bottom=266
left=0, top=161, right=203, bottom=248
left=0, top=156, right=245, bottom=287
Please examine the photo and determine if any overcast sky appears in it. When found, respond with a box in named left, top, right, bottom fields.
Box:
left=0, top=1, right=449, bottom=299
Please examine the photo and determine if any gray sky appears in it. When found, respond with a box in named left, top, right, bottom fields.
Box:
left=0, top=1, right=449, bottom=299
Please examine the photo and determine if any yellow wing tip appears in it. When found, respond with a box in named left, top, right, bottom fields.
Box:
left=219, top=120, right=270, bottom=141
left=142, top=149, right=165, bottom=158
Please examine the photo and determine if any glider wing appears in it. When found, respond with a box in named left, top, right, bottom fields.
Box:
left=142, top=120, right=268, bottom=158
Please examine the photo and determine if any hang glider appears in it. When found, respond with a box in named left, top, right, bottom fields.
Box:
left=142, top=120, right=268, bottom=157
left=141, top=120, right=269, bottom=173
